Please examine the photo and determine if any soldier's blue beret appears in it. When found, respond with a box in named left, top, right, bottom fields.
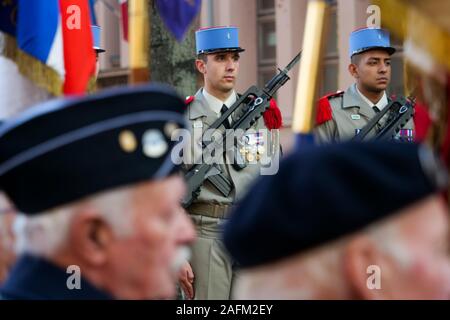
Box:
left=196, top=26, right=245, bottom=55
left=349, top=27, right=395, bottom=58
left=224, top=142, right=446, bottom=268
left=0, top=84, right=186, bottom=214
left=92, top=25, right=105, bottom=53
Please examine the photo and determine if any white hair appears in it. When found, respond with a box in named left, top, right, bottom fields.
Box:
left=14, top=186, right=133, bottom=258
left=234, top=217, right=413, bottom=300
left=366, top=217, right=412, bottom=269
left=234, top=237, right=351, bottom=299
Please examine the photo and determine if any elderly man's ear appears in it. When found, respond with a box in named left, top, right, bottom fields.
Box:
left=67, top=208, right=114, bottom=266
left=343, top=235, right=397, bottom=300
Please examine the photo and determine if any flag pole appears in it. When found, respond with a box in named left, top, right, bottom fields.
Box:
left=292, top=0, right=330, bottom=147
left=128, top=0, right=150, bottom=84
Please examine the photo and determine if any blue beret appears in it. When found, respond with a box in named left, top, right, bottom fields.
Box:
left=0, top=84, right=186, bottom=214
left=92, top=25, right=105, bottom=53
left=224, top=142, right=446, bottom=268
left=196, top=26, right=245, bottom=55
left=349, top=27, right=395, bottom=58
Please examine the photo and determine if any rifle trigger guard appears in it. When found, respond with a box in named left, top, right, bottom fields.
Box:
left=249, top=97, right=264, bottom=112
left=254, top=97, right=264, bottom=106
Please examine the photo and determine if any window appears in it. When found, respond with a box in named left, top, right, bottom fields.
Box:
left=319, top=2, right=338, bottom=96
left=259, top=0, right=275, bottom=12
left=257, top=0, right=276, bottom=88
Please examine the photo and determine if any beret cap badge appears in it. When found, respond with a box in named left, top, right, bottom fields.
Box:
left=118, top=130, right=138, bottom=153
left=142, top=129, right=168, bottom=158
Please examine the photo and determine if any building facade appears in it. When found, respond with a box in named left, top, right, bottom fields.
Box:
left=96, top=0, right=405, bottom=150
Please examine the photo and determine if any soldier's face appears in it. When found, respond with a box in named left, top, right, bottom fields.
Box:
left=349, top=50, right=391, bottom=93
left=196, top=52, right=240, bottom=95
left=107, top=177, right=195, bottom=299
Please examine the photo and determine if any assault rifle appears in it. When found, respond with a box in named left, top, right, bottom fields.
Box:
left=182, top=52, right=302, bottom=208
left=352, top=96, right=415, bottom=142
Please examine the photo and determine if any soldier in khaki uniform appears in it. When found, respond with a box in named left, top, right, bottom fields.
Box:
left=178, top=26, right=281, bottom=300
left=315, top=28, right=414, bottom=143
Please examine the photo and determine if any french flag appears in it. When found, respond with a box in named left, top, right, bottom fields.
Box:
left=119, top=0, right=128, bottom=42
left=17, top=0, right=95, bottom=95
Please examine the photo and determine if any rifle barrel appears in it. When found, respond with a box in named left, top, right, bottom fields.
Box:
left=285, top=51, right=302, bottom=72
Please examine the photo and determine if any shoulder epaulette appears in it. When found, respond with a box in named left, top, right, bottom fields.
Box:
left=185, top=96, right=195, bottom=106
left=315, top=91, right=343, bottom=126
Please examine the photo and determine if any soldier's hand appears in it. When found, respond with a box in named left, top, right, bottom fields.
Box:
left=178, top=260, right=195, bottom=300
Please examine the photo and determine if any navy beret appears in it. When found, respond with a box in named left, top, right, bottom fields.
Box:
left=223, top=141, right=447, bottom=268
left=0, top=84, right=186, bottom=214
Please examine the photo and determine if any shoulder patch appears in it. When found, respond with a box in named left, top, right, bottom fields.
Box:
left=185, top=96, right=195, bottom=106
left=315, top=91, right=343, bottom=126
left=327, top=91, right=344, bottom=99
left=263, top=98, right=283, bottom=130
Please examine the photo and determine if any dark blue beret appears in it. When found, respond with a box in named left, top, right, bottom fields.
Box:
left=0, top=84, right=186, bottom=214
left=223, top=141, right=447, bottom=268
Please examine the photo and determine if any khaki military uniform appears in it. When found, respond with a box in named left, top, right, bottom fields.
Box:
left=184, top=88, right=279, bottom=300
left=315, top=84, right=414, bottom=143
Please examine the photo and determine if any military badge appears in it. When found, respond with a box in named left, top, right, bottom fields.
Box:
left=397, top=129, right=415, bottom=142
left=239, top=132, right=266, bottom=164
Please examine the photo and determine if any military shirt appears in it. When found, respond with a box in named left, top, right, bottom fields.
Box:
left=315, top=84, right=415, bottom=143
left=184, top=89, right=280, bottom=206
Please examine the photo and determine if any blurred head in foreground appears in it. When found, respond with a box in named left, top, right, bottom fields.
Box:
left=224, top=141, right=450, bottom=300
left=0, top=85, right=195, bottom=299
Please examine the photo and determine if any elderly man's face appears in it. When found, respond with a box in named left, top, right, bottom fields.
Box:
left=0, top=193, right=16, bottom=284
left=107, top=176, right=195, bottom=299
left=383, top=195, right=450, bottom=299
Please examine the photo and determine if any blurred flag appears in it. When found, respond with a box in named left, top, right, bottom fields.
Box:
left=0, top=0, right=17, bottom=36
left=59, top=0, right=96, bottom=94
left=1, top=0, right=57, bottom=102
left=17, top=0, right=66, bottom=79
left=89, top=0, right=97, bottom=26
left=13, top=0, right=95, bottom=95
left=119, top=0, right=128, bottom=41
left=155, top=0, right=201, bottom=41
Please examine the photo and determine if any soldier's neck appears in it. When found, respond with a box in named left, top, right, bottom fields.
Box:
left=356, top=84, right=384, bottom=105
left=204, top=86, right=233, bottom=102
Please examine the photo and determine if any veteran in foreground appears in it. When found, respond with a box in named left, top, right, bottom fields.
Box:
left=224, top=142, right=450, bottom=299
left=0, top=85, right=195, bottom=299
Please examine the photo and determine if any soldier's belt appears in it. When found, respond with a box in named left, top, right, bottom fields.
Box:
left=188, top=203, right=233, bottom=219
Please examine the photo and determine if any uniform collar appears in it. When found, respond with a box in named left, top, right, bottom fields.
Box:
left=188, top=88, right=214, bottom=120
left=202, top=89, right=237, bottom=115
left=0, top=254, right=113, bottom=300
left=343, top=84, right=378, bottom=119
left=188, top=89, right=237, bottom=128
left=355, top=85, right=388, bottom=111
